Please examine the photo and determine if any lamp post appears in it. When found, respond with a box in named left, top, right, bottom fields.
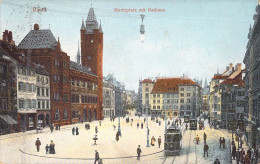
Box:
left=164, top=99, right=167, bottom=130
left=118, top=100, right=121, bottom=136
left=139, top=14, right=149, bottom=147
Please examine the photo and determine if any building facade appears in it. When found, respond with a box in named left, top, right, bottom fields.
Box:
left=103, top=80, right=115, bottom=118
left=243, top=3, right=260, bottom=149
left=141, top=79, right=154, bottom=115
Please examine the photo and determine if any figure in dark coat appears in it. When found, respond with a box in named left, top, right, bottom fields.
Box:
left=76, top=127, right=79, bottom=135
left=232, top=145, right=236, bottom=159
left=95, top=126, right=98, bottom=134
left=45, top=144, right=49, bottom=154
left=141, top=123, right=143, bottom=129
left=94, top=150, right=100, bottom=164
left=203, top=132, right=207, bottom=143
left=35, top=138, right=41, bottom=152
left=49, top=140, right=55, bottom=154
left=222, top=137, right=225, bottom=148
left=72, top=127, right=75, bottom=135
left=137, top=145, right=142, bottom=160
left=203, top=143, right=209, bottom=157
left=214, top=158, right=220, bottom=164
left=50, top=125, right=54, bottom=133
left=116, top=131, right=120, bottom=141
left=158, top=136, right=162, bottom=148
left=137, top=122, right=139, bottom=129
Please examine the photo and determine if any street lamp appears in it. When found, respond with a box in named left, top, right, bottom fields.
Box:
left=139, top=14, right=149, bottom=147
left=164, top=99, right=167, bottom=130
left=118, top=100, right=122, bottom=136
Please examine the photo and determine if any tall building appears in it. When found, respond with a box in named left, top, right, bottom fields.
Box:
left=103, top=79, right=115, bottom=118
left=151, top=77, right=201, bottom=118
left=141, top=79, right=154, bottom=115
left=81, top=7, right=103, bottom=119
left=243, top=2, right=260, bottom=149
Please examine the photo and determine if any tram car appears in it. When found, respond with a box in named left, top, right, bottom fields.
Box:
left=184, top=115, right=190, bottom=123
left=189, top=119, right=197, bottom=130
left=164, top=126, right=182, bottom=156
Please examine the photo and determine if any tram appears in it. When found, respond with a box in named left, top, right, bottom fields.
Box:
left=184, top=115, right=190, bottom=123
left=189, top=119, right=197, bottom=130
left=164, top=126, right=182, bottom=156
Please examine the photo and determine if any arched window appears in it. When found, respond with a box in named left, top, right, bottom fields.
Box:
left=63, top=109, right=68, bottom=119
left=55, top=109, right=60, bottom=120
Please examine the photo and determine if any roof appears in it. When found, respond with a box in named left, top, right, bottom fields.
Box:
left=18, top=29, right=57, bottom=49
left=0, top=46, right=8, bottom=56
left=212, top=75, right=229, bottom=80
left=219, top=72, right=245, bottom=87
left=0, top=115, right=18, bottom=125
left=70, top=61, right=95, bottom=76
left=152, top=78, right=199, bottom=94
left=141, top=79, right=153, bottom=83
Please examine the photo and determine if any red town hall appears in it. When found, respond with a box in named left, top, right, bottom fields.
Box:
left=16, top=7, right=103, bottom=128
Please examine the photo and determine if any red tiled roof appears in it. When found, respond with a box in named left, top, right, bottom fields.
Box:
left=212, top=75, right=229, bottom=80
left=151, top=78, right=199, bottom=93
left=142, top=79, right=153, bottom=83
left=219, top=72, right=244, bottom=87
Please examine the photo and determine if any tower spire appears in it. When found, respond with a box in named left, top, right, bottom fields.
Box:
left=81, top=19, right=86, bottom=30
left=57, top=37, right=61, bottom=52
left=99, top=19, right=103, bottom=33
left=77, top=41, right=81, bottom=65
left=86, top=6, right=98, bottom=34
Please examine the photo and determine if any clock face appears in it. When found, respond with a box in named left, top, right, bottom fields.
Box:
left=91, top=39, right=94, bottom=43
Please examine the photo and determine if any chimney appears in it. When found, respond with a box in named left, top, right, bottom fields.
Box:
left=34, top=24, right=39, bottom=30
left=229, top=63, right=233, bottom=69
left=2, top=30, right=8, bottom=42
left=8, top=31, right=13, bottom=43
left=236, top=63, right=242, bottom=71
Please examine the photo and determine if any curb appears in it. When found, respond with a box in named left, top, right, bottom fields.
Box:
left=19, top=148, right=164, bottom=160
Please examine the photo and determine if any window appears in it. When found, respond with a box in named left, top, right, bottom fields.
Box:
left=46, top=101, right=50, bottom=109
left=76, top=95, right=79, bottom=103
left=32, top=100, right=36, bottom=108
left=54, top=60, right=60, bottom=67
left=42, top=101, right=45, bottom=109
left=187, top=99, right=191, bottom=103
left=41, top=77, right=44, bottom=84
left=18, top=82, right=23, bottom=91
left=37, top=75, right=40, bottom=82
left=145, top=88, right=149, bottom=92
left=53, top=75, right=57, bottom=82
left=25, top=83, right=29, bottom=91
left=180, top=87, right=184, bottom=91
left=180, top=93, right=184, bottom=97
left=38, top=101, right=41, bottom=109
left=63, top=62, right=68, bottom=69
left=37, top=87, right=40, bottom=96
left=187, top=105, right=191, bottom=110
left=81, top=95, right=85, bottom=103
left=46, top=88, right=49, bottom=97
left=157, top=106, right=160, bottom=109
left=46, top=77, right=49, bottom=84
left=157, top=94, right=160, bottom=97
left=82, top=82, right=86, bottom=87
left=187, top=87, right=191, bottom=91
left=157, top=100, right=160, bottom=103
left=71, top=80, right=75, bottom=86
left=54, top=92, right=60, bottom=101
left=41, top=88, right=45, bottom=96
left=63, top=76, right=68, bottom=83
left=180, top=99, right=184, bottom=103
left=180, top=105, right=184, bottom=110
left=63, top=94, right=69, bottom=102
left=64, top=109, right=68, bottom=119
left=19, top=99, right=24, bottom=109
left=77, top=80, right=80, bottom=87
left=153, top=100, right=156, bottom=103
left=187, top=93, right=191, bottom=97
left=27, top=99, right=31, bottom=109
left=55, top=109, right=60, bottom=120
left=153, top=94, right=156, bottom=98
left=28, top=84, right=32, bottom=92
left=153, top=106, right=156, bottom=109
left=145, top=93, right=149, bottom=98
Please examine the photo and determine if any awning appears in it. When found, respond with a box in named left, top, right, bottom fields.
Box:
left=0, top=115, right=18, bottom=125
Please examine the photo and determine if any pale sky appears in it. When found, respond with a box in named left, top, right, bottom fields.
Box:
left=0, top=0, right=257, bottom=92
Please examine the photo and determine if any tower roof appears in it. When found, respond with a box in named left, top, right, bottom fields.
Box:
left=81, top=20, right=86, bottom=30
left=99, top=20, right=103, bottom=33
left=85, top=6, right=98, bottom=34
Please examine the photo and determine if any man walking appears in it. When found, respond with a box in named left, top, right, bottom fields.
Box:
left=222, top=137, right=225, bottom=148
left=50, top=125, right=54, bottom=133
left=35, top=138, right=41, bottom=152
left=203, top=143, right=209, bottom=157
left=94, top=150, right=100, bottom=164
left=203, top=132, right=207, bottom=143
left=72, top=127, right=75, bottom=135
left=158, top=136, right=162, bottom=148
left=219, top=137, right=222, bottom=148
left=137, top=145, right=142, bottom=160
left=232, top=145, right=236, bottom=160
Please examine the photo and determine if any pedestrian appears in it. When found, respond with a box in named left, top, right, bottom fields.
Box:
left=137, top=122, right=139, bottom=129
left=240, top=148, right=245, bottom=163
left=203, top=132, right=207, bottom=143
left=195, top=135, right=200, bottom=145
left=222, top=137, right=225, bottom=148
left=232, top=145, right=236, bottom=160
left=35, top=138, right=41, bottom=152
left=137, top=145, right=142, bottom=160
left=116, top=131, right=120, bottom=141
left=50, top=125, right=54, bottom=133
left=159, top=121, right=161, bottom=126
left=236, top=150, right=240, bottom=164
left=76, top=127, right=79, bottom=135
left=45, top=144, right=49, bottom=154
left=49, top=140, right=55, bottom=154
left=144, top=118, right=146, bottom=123
left=179, top=119, right=182, bottom=125
left=168, top=120, right=170, bottom=126
left=244, top=153, right=250, bottom=164
left=72, top=127, right=75, bottom=135
left=99, top=121, right=101, bottom=126
left=158, top=136, right=162, bottom=148
left=95, top=126, right=98, bottom=134
left=98, top=159, right=103, bottom=164
left=219, top=137, right=222, bottom=148
left=141, top=122, right=143, bottom=129
left=203, top=143, right=209, bottom=157
left=214, top=158, right=220, bottom=164
left=58, top=124, right=61, bottom=130
left=151, top=136, right=156, bottom=146
left=94, top=150, right=100, bottom=164
left=185, top=124, right=188, bottom=130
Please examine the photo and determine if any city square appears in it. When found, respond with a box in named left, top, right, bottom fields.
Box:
left=0, top=0, right=260, bottom=164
